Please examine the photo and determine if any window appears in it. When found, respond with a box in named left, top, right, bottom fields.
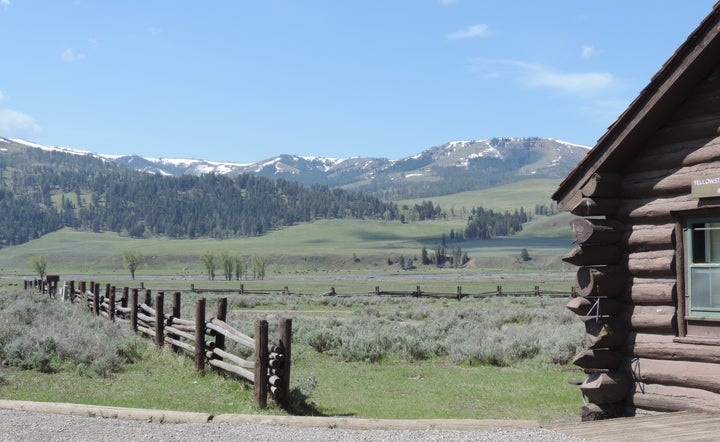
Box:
left=687, top=219, right=720, bottom=318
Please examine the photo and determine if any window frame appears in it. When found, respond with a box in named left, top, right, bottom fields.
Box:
left=673, top=208, right=720, bottom=340
left=685, top=218, right=720, bottom=318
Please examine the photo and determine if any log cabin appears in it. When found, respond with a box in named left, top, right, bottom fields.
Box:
left=552, top=3, right=720, bottom=419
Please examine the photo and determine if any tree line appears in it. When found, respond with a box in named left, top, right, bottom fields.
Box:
left=0, top=147, right=399, bottom=246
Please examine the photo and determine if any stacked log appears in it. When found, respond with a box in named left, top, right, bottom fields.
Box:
left=564, top=209, right=633, bottom=420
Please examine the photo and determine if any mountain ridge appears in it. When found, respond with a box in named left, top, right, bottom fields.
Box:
left=2, top=136, right=589, bottom=198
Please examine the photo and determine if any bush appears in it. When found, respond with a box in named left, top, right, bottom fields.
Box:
left=294, top=295, right=583, bottom=367
left=0, top=288, right=146, bottom=377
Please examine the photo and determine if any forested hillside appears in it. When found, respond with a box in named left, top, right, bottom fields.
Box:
left=0, top=144, right=398, bottom=247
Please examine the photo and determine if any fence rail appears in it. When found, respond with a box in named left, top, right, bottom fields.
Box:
left=184, top=283, right=575, bottom=300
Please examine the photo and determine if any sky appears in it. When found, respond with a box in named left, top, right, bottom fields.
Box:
left=0, top=1, right=717, bottom=163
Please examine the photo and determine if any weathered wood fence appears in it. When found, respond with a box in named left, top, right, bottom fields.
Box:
left=187, top=283, right=575, bottom=299
left=25, top=280, right=291, bottom=410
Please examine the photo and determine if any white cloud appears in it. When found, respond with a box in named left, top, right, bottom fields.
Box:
left=61, top=49, right=87, bottom=62
left=446, top=24, right=490, bottom=40
left=0, top=90, right=5, bottom=102
left=0, top=109, right=42, bottom=138
left=581, top=45, right=598, bottom=58
left=440, top=0, right=456, bottom=4
left=1, top=0, right=9, bottom=10
left=471, top=58, right=615, bottom=98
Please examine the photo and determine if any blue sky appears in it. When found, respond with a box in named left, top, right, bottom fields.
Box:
left=0, top=1, right=716, bottom=163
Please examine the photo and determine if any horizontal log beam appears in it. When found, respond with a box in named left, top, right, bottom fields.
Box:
left=626, top=250, right=676, bottom=277
left=209, top=348, right=254, bottom=369
left=208, top=358, right=254, bottom=383
left=620, top=161, right=720, bottom=199
left=618, top=305, right=676, bottom=332
left=625, top=136, right=719, bottom=173
left=168, top=316, right=195, bottom=327
left=618, top=194, right=699, bottom=223
left=165, top=325, right=195, bottom=341
left=576, top=265, right=627, bottom=298
left=164, top=336, right=194, bottom=354
left=563, top=245, right=622, bottom=267
left=626, top=357, right=720, bottom=395
left=629, top=382, right=720, bottom=413
left=207, top=319, right=255, bottom=349
left=624, top=224, right=676, bottom=253
left=644, top=112, right=720, bottom=147
left=623, top=277, right=676, bottom=305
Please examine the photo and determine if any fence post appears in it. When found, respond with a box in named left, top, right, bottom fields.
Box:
left=254, top=320, right=269, bottom=409
left=215, top=298, right=227, bottom=357
left=155, top=292, right=164, bottom=348
left=496, top=285, right=502, bottom=296
left=108, top=286, right=116, bottom=322
left=415, top=286, right=421, bottom=297
left=144, top=289, right=152, bottom=307
left=172, top=292, right=181, bottom=318
left=79, top=281, right=86, bottom=296
left=130, top=289, right=138, bottom=332
left=168, top=291, right=181, bottom=352
left=535, top=285, right=541, bottom=296
left=277, top=318, right=292, bottom=409
left=240, top=284, right=244, bottom=294
left=92, top=283, right=100, bottom=316
left=375, top=286, right=380, bottom=296
left=121, top=287, right=129, bottom=309
left=457, top=286, right=462, bottom=300
left=195, top=298, right=206, bottom=372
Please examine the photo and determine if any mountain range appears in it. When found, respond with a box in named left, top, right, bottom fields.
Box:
left=2, top=136, right=589, bottom=199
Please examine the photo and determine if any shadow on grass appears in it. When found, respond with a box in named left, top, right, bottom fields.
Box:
left=285, top=385, right=327, bottom=416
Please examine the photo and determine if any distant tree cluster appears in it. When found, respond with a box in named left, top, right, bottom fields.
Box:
left=201, top=252, right=267, bottom=281
left=463, top=206, right=529, bottom=240
left=420, top=245, right=468, bottom=268
left=407, top=200, right=444, bottom=221
left=534, top=203, right=557, bottom=216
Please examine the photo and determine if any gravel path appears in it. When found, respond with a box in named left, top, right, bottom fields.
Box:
left=0, top=408, right=588, bottom=442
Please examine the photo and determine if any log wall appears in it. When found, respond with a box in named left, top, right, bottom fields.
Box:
left=563, top=63, right=720, bottom=419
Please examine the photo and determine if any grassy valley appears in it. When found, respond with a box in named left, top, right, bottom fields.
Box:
left=0, top=144, right=585, bottom=421
left=0, top=177, right=573, bottom=280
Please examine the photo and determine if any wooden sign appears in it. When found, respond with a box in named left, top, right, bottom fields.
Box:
left=692, top=177, right=720, bottom=198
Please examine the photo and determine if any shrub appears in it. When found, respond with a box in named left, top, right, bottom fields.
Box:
left=0, top=288, right=147, bottom=377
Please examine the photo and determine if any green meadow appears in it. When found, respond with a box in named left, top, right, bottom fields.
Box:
left=0, top=181, right=586, bottom=421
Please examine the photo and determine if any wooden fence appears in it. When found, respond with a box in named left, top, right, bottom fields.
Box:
left=25, top=279, right=291, bottom=410
left=188, top=283, right=575, bottom=300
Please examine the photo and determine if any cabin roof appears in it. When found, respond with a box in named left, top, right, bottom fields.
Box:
left=552, top=2, right=720, bottom=208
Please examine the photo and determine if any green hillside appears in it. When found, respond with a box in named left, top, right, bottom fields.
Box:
left=398, top=178, right=560, bottom=213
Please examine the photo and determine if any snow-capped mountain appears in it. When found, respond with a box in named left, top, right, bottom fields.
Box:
left=1, top=136, right=589, bottom=197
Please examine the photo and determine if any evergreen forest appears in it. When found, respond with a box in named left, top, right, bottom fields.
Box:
left=0, top=146, right=398, bottom=246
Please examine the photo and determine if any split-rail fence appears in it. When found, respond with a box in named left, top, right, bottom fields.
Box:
left=25, top=279, right=291, bottom=410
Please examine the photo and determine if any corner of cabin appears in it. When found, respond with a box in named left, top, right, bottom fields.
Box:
left=554, top=3, right=720, bottom=419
